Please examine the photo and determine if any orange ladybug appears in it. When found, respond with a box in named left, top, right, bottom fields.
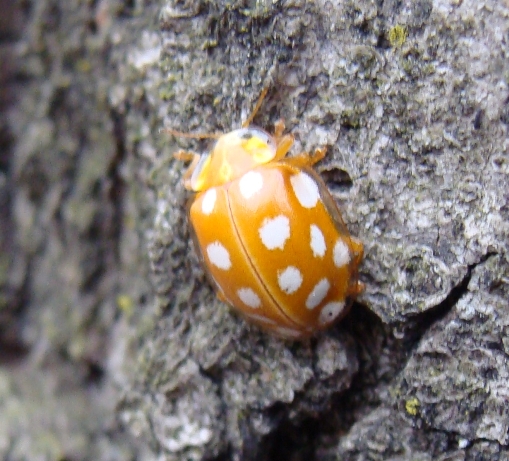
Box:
left=170, top=90, right=364, bottom=339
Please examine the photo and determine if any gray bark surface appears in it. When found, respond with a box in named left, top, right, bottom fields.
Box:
left=1, top=1, right=508, bottom=460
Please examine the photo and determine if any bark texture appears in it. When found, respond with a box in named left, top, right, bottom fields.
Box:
left=1, top=1, right=508, bottom=460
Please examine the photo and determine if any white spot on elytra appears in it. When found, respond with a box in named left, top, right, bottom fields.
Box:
left=239, top=171, right=263, bottom=199
left=310, top=224, right=326, bottom=257
left=237, top=287, right=261, bottom=308
left=259, top=215, right=290, bottom=250
left=305, top=278, right=330, bottom=310
left=277, top=266, right=303, bottom=294
left=333, top=239, right=351, bottom=267
left=275, top=327, right=303, bottom=339
left=206, top=242, right=231, bottom=270
left=318, top=301, right=345, bottom=325
left=201, top=188, right=217, bottom=215
left=290, top=172, right=320, bottom=208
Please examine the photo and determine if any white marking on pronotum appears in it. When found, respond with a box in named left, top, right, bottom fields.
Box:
left=318, top=301, right=345, bottom=325
left=305, top=278, right=330, bottom=310
left=201, top=188, right=217, bottom=215
left=206, top=242, right=231, bottom=270
left=237, top=287, right=261, bottom=308
left=239, top=171, right=264, bottom=199
left=275, top=326, right=303, bottom=339
left=290, top=172, right=320, bottom=208
left=277, top=266, right=303, bottom=294
left=310, top=224, right=326, bottom=257
left=259, top=215, right=290, bottom=250
left=333, top=239, right=351, bottom=267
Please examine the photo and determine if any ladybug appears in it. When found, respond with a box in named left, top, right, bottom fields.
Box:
left=170, top=90, right=364, bottom=339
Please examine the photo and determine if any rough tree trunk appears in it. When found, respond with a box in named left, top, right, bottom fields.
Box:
left=1, top=1, right=508, bottom=460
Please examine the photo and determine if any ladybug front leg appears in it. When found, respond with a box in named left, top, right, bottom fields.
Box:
left=273, top=119, right=286, bottom=140
left=273, top=119, right=295, bottom=161
left=174, top=150, right=200, bottom=190
left=307, top=147, right=327, bottom=165
left=273, top=120, right=326, bottom=167
left=285, top=147, right=327, bottom=168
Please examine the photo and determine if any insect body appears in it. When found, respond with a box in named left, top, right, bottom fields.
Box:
left=172, top=94, right=363, bottom=339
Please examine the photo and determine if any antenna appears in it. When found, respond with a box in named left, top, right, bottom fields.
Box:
left=162, top=128, right=222, bottom=140
left=242, top=87, right=269, bottom=128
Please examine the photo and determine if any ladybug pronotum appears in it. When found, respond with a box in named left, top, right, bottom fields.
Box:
left=170, top=90, right=364, bottom=339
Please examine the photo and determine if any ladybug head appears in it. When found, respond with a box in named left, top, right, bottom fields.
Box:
left=189, top=127, right=277, bottom=191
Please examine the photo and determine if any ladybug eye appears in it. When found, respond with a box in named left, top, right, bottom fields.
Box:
left=234, top=128, right=276, bottom=163
left=240, top=132, right=255, bottom=140
left=237, top=128, right=273, bottom=146
left=239, top=130, right=269, bottom=147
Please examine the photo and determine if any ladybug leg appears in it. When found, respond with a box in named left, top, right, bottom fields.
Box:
left=173, top=150, right=197, bottom=162
left=273, top=120, right=295, bottom=161
left=349, top=236, right=364, bottom=266
left=308, top=147, right=327, bottom=165
left=174, top=150, right=200, bottom=190
left=274, top=134, right=295, bottom=161
left=285, top=147, right=328, bottom=168
left=274, top=119, right=286, bottom=140
left=348, top=281, right=365, bottom=296
left=347, top=236, right=364, bottom=296
left=273, top=119, right=328, bottom=165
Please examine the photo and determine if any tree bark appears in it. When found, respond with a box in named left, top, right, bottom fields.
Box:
left=1, top=1, right=508, bottom=460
